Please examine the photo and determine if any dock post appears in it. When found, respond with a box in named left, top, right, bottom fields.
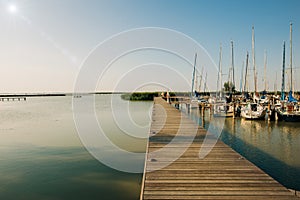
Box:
left=201, top=104, right=205, bottom=117
left=269, top=106, right=276, bottom=121
left=209, top=104, right=213, bottom=115
left=166, top=92, right=169, bottom=103
left=233, top=102, right=236, bottom=119
left=267, top=102, right=271, bottom=121
left=202, top=117, right=205, bottom=128
left=199, top=104, right=202, bottom=115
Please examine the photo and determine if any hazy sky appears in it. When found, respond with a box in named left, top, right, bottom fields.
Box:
left=1, top=0, right=300, bottom=93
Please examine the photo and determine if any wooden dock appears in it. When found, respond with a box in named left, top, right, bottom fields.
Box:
left=140, top=97, right=299, bottom=200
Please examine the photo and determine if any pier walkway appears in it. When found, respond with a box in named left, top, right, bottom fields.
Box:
left=140, top=97, right=299, bottom=200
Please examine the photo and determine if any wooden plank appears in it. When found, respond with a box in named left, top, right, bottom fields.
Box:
left=140, top=97, right=299, bottom=200
left=143, top=190, right=294, bottom=195
left=143, top=195, right=297, bottom=200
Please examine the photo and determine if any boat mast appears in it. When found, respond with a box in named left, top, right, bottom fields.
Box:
left=195, top=74, right=198, bottom=93
left=264, top=50, right=267, bottom=91
left=204, top=72, right=208, bottom=94
left=227, top=41, right=235, bottom=94
left=191, top=53, right=197, bottom=99
left=199, top=66, right=204, bottom=94
left=244, top=52, right=249, bottom=93
left=281, top=42, right=286, bottom=101
left=231, top=40, right=235, bottom=93
left=240, top=61, right=244, bottom=93
left=274, top=72, right=277, bottom=94
left=197, top=75, right=200, bottom=92
left=217, top=43, right=222, bottom=98
left=289, top=22, right=293, bottom=94
left=252, top=26, right=258, bottom=93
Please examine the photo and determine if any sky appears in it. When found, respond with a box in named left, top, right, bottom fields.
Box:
left=1, top=0, right=300, bottom=93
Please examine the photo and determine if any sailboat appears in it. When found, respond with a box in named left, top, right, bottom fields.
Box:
left=276, top=23, right=300, bottom=122
left=277, top=89, right=300, bottom=122
left=213, top=42, right=235, bottom=117
left=241, top=26, right=266, bottom=120
left=241, top=102, right=267, bottom=120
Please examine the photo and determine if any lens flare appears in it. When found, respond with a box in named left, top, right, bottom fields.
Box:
left=8, top=4, right=18, bottom=14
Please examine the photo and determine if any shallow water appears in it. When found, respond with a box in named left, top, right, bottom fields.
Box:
left=0, top=95, right=152, bottom=200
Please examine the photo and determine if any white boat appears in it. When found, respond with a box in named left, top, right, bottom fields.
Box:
left=190, top=98, right=199, bottom=109
left=259, top=96, right=269, bottom=105
left=276, top=23, right=300, bottom=122
left=241, top=103, right=266, bottom=120
left=276, top=102, right=300, bottom=122
left=213, top=100, right=234, bottom=117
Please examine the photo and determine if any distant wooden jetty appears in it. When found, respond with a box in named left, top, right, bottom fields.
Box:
left=140, top=97, right=299, bottom=199
left=0, top=93, right=67, bottom=102
left=0, top=97, right=26, bottom=101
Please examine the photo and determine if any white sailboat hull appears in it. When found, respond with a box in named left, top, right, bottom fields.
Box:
left=213, top=103, right=234, bottom=117
left=241, top=103, right=266, bottom=120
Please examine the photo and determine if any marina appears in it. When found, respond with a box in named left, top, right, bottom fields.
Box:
left=2, top=0, right=300, bottom=199
left=140, top=97, right=299, bottom=199
left=168, top=93, right=300, bottom=121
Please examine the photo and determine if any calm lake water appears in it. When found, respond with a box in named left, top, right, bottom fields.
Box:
left=1, top=95, right=300, bottom=200
left=0, top=95, right=152, bottom=200
left=187, top=106, right=300, bottom=191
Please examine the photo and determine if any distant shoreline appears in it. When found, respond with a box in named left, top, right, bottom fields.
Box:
left=0, top=92, right=121, bottom=97
left=0, top=92, right=186, bottom=98
left=1, top=90, right=299, bottom=98
left=0, top=93, right=67, bottom=97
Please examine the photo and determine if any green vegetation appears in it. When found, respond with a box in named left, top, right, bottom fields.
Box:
left=223, top=81, right=236, bottom=93
left=121, top=92, right=159, bottom=101
left=170, top=92, right=189, bottom=97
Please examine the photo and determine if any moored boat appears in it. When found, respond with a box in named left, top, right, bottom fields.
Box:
left=241, top=103, right=266, bottom=120
left=276, top=23, right=300, bottom=122
left=276, top=103, right=300, bottom=122
left=213, top=100, right=234, bottom=117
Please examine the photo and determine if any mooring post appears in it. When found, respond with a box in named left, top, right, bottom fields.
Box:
left=268, top=101, right=271, bottom=121
left=209, top=104, right=212, bottom=115
left=233, top=102, right=236, bottom=119
left=187, top=103, right=190, bottom=113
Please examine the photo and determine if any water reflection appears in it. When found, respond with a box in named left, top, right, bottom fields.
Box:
left=0, top=95, right=152, bottom=200
left=225, top=118, right=300, bottom=167
left=185, top=106, right=300, bottom=190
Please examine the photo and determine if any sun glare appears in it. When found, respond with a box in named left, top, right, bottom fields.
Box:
left=8, top=4, right=18, bottom=14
